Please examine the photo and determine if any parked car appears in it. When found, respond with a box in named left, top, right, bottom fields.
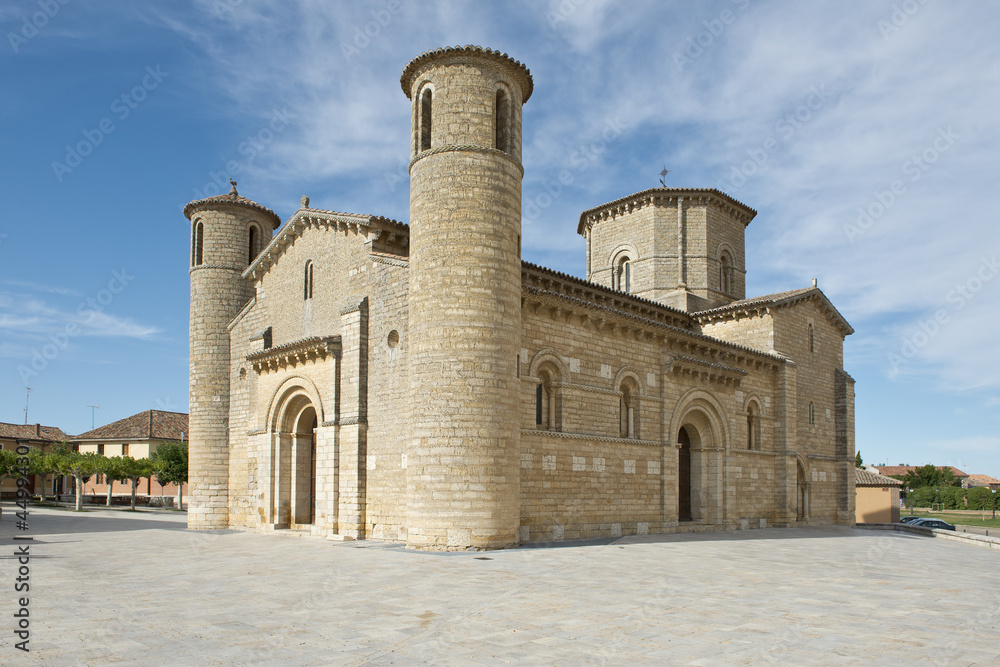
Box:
left=899, top=516, right=924, bottom=524
left=908, top=518, right=956, bottom=531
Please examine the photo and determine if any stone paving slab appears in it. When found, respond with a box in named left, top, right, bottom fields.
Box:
left=0, top=505, right=998, bottom=665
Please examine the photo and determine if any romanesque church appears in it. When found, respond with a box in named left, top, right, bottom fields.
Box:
left=185, top=46, right=855, bottom=550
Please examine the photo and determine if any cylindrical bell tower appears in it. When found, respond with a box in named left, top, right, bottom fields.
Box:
left=401, top=46, right=533, bottom=550
left=184, top=185, right=280, bottom=530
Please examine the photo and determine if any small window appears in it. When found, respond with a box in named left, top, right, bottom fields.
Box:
left=615, top=256, right=632, bottom=293
left=122, top=443, right=130, bottom=456
left=619, top=379, right=639, bottom=439
left=535, top=383, right=543, bottom=426
left=419, top=88, right=432, bottom=152
left=747, top=403, right=760, bottom=450
left=808, top=323, right=815, bottom=354
left=248, top=225, right=259, bottom=265
left=304, top=260, right=314, bottom=300
left=495, top=89, right=509, bottom=153
left=808, top=402, right=815, bottom=426
left=97, top=444, right=104, bottom=455
left=193, top=221, right=204, bottom=266
left=720, top=253, right=733, bottom=294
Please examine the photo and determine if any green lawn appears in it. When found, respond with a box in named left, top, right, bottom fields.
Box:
left=903, top=510, right=1000, bottom=529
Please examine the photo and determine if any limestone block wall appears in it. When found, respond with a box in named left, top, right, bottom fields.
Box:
left=770, top=299, right=852, bottom=524
left=685, top=201, right=747, bottom=305
left=360, top=257, right=410, bottom=541
left=587, top=204, right=660, bottom=294
left=227, top=297, right=266, bottom=529
left=698, top=312, right=776, bottom=352
left=518, top=296, right=791, bottom=539
left=519, top=432, right=664, bottom=542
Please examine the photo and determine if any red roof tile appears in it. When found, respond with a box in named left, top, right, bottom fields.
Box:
left=0, top=422, right=70, bottom=442
left=74, top=410, right=188, bottom=441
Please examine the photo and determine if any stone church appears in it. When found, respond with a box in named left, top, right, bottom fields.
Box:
left=184, top=46, right=856, bottom=550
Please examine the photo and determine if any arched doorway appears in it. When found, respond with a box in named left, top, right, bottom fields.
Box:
left=272, top=393, right=319, bottom=529
left=291, top=406, right=317, bottom=526
left=678, top=427, right=693, bottom=521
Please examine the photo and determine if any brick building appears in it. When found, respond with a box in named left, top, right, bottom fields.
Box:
left=184, top=46, right=856, bottom=549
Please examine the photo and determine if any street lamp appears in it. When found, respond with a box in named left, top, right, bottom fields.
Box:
left=992, top=488, right=996, bottom=520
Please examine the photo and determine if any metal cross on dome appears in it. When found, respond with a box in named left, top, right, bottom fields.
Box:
left=658, top=166, right=670, bottom=187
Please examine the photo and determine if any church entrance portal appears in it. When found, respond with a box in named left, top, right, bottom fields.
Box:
left=272, top=392, right=319, bottom=530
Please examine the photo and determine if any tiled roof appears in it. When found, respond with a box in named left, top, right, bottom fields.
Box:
left=693, top=286, right=855, bottom=337
left=873, top=465, right=969, bottom=479
left=856, top=468, right=904, bottom=487
left=966, top=474, right=1000, bottom=486
left=184, top=192, right=282, bottom=229
left=0, top=422, right=70, bottom=442
left=74, top=410, right=188, bottom=441
left=400, top=45, right=533, bottom=101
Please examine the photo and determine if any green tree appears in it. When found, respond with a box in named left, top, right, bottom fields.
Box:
left=120, top=456, right=155, bottom=510
left=26, top=447, right=57, bottom=501
left=98, top=456, right=128, bottom=507
left=855, top=451, right=863, bottom=468
left=152, top=441, right=188, bottom=510
left=51, top=444, right=102, bottom=511
left=0, top=448, right=18, bottom=491
left=892, top=464, right=962, bottom=489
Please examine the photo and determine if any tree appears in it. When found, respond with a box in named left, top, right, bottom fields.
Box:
left=98, top=456, right=128, bottom=507
left=0, top=448, right=18, bottom=491
left=892, top=464, right=962, bottom=489
left=152, top=441, right=188, bottom=510
left=855, top=451, right=863, bottom=468
left=27, top=448, right=54, bottom=501
left=51, top=444, right=102, bottom=511
left=120, top=456, right=155, bottom=510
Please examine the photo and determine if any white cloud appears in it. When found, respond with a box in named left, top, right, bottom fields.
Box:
left=0, top=290, right=160, bottom=342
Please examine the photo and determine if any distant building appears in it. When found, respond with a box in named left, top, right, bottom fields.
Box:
left=855, top=468, right=904, bottom=523
left=0, top=422, right=71, bottom=498
left=872, top=465, right=970, bottom=488
left=965, top=474, right=1000, bottom=490
left=76, top=410, right=188, bottom=503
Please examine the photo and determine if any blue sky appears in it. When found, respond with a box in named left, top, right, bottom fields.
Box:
left=2, top=1, right=998, bottom=475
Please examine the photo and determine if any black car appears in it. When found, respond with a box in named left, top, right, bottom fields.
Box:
left=909, top=518, right=956, bottom=531
left=899, top=516, right=924, bottom=524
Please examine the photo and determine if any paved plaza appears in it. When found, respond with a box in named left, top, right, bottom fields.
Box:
left=1, top=506, right=997, bottom=665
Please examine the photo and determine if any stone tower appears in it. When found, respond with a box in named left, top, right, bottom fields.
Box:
left=400, top=46, right=533, bottom=550
left=184, top=185, right=280, bottom=530
left=579, top=188, right=756, bottom=312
